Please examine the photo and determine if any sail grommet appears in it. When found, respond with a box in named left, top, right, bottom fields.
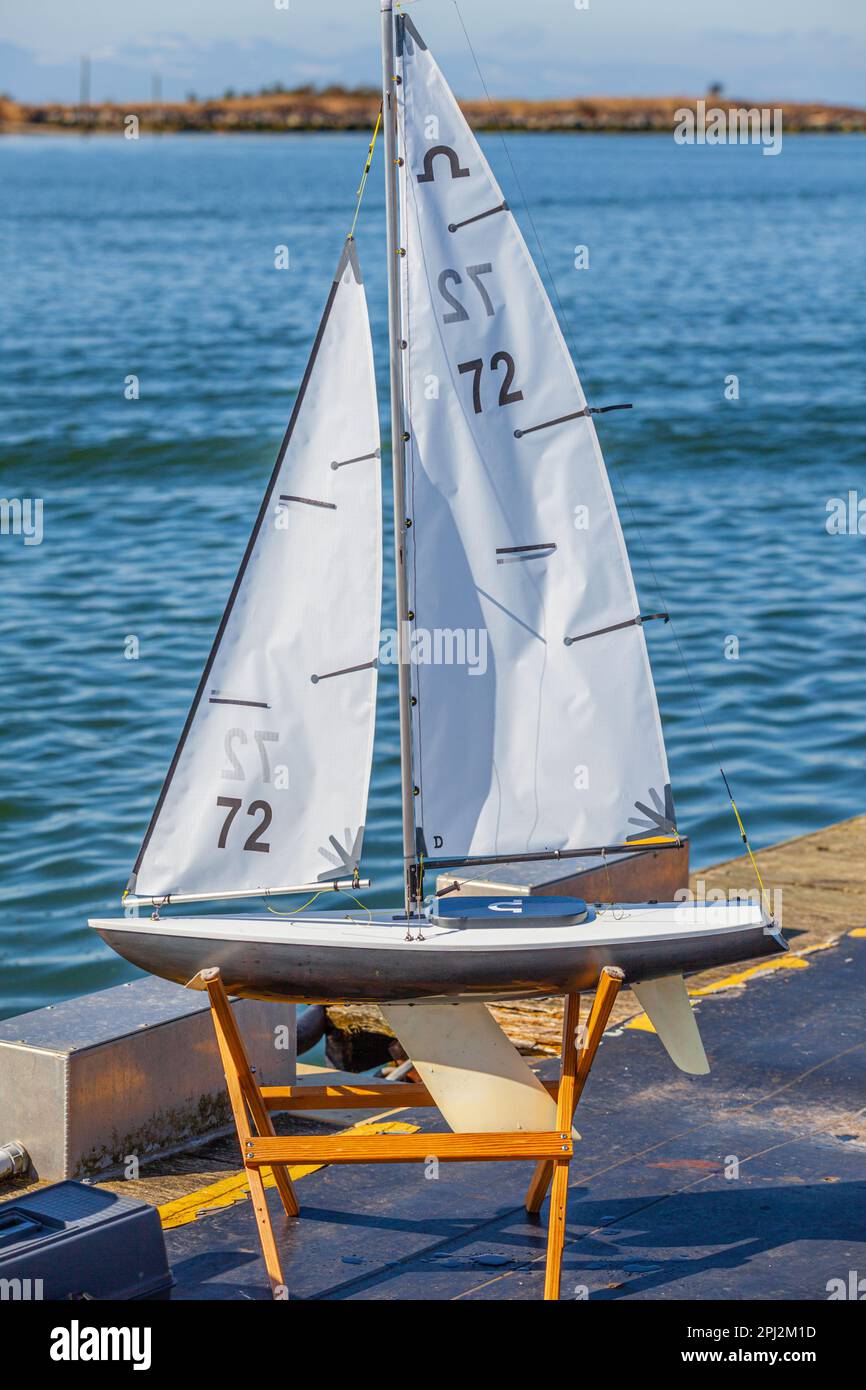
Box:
left=413, top=786, right=420, bottom=796
left=407, top=610, right=415, bottom=620
left=405, top=518, right=412, bottom=529
left=397, top=247, right=406, bottom=257
left=411, top=696, right=417, bottom=706
left=402, top=431, right=410, bottom=442
left=400, top=339, right=407, bottom=349
left=513, top=429, right=523, bottom=438
left=397, top=157, right=404, bottom=166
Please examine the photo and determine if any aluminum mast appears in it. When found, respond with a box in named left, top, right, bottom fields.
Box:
left=380, top=0, right=418, bottom=914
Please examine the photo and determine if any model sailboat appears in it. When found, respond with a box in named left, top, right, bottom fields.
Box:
left=92, top=11, right=785, bottom=1094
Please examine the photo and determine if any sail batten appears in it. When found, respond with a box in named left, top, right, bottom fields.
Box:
left=395, top=17, right=674, bottom=866
left=129, top=237, right=382, bottom=901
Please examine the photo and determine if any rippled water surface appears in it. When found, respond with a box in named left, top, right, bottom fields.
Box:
left=1, top=132, right=864, bottom=1016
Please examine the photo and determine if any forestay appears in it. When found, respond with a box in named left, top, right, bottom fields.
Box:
left=128, top=238, right=382, bottom=900
left=395, top=17, right=674, bottom=864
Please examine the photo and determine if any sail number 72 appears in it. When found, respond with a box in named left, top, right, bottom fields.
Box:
left=458, top=353, right=523, bottom=414
left=216, top=796, right=272, bottom=853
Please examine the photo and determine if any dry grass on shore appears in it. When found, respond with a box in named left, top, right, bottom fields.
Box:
left=2, top=91, right=865, bottom=135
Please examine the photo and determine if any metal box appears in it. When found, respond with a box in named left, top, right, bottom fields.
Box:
left=0, top=1180, right=172, bottom=1300
left=0, top=977, right=295, bottom=1180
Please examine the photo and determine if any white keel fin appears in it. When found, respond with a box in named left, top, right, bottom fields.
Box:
left=382, top=1002, right=565, bottom=1134
left=632, top=974, right=710, bottom=1075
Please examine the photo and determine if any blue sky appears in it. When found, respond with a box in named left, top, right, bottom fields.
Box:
left=1, top=0, right=864, bottom=105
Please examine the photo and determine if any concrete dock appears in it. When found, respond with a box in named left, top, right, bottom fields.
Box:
left=4, top=814, right=865, bottom=1299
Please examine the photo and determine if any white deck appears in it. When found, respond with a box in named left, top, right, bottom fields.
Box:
left=91, top=900, right=773, bottom=954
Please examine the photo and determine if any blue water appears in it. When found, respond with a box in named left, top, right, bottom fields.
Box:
left=1, top=132, right=864, bottom=1018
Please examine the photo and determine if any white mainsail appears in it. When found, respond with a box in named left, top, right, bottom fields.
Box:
left=395, top=16, right=674, bottom=865
left=128, top=238, right=382, bottom=901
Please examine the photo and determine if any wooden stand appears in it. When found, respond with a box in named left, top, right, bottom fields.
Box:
left=193, top=965, right=624, bottom=1301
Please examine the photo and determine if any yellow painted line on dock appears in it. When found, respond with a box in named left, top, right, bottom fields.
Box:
left=849, top=927, right=866, bottom=938
left=625, top=939, right=839, bottom=1035
left=158, top=1114, right=419, bottom=1230
left=627, top=1011, right=667, bottom=1034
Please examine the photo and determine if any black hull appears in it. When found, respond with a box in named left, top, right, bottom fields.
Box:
left=92, top=920, right=787, bottom=1005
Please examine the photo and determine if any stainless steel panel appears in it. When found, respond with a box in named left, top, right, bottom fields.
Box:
left=0, top=977, right=295, bottom=1180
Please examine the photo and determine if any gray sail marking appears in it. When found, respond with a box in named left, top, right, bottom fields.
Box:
left=396, top=13, right=427, bottom=59
left=310, top=658, right=378, bottom=686
left=495, top=542, right=556, bottom=565
left=448, top=200, right=509, bottom=234
left=208, top=694, right=271, bottom=709
left=330, top=448, right=381, bottom=471
left=416, top=146, right=471, bottom=185
left=627, top=783, right=677, bottom=839
left=317, top=826, right=365, bottom=880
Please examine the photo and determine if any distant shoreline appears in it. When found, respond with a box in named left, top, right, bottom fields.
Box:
left=2, top=92, right=865, bottom=136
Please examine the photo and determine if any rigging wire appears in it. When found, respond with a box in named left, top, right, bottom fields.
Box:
left=265, top=885, right=373, bottom=922
left=450, top=0, right=772, bottom=921
left=348, top=103, right=383, bottom=240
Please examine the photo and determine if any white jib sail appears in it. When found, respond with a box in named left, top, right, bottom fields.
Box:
left=395, top=17, right=674, bottom=863
left=129, top=238, right=382, bottom=900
